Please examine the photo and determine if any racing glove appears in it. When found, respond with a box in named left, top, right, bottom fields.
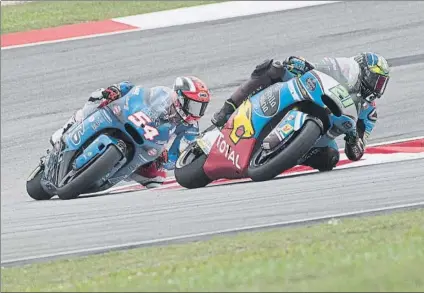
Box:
left=283, top=56, right=315, bottom=76
left=211, top=98, right=237, bottom=127
left=92, top=85, right=123, bottom=108
left=102, top=85, right=122, bottom=101
left=89, top=85, right=121, bottom=102
left=344, top=131, right=365, bottom=161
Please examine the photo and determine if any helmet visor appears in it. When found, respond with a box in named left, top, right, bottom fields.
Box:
left=178, top=95, right=208, bottom=118
left=363, top=71, right=389, bottom=101
left=373, top=74, right=389, bottom=96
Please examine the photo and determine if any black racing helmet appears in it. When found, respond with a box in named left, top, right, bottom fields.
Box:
left=354, top=52, right=391, bottom=102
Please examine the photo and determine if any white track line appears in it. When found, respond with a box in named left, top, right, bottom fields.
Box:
left=1, top=1, right=338, bottom=50
left=113, top=1, right=339, bottom=30
left=365, top=135, right=423, bottom=147
left=2, top=201, right=423, bottom=266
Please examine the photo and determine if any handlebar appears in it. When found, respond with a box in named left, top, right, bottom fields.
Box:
left=201, top=124, right=217, bottom=135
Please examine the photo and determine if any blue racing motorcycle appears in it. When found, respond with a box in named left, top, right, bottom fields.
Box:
left=26, top=86, right=174, bottom=200
left=175, top=70, right=359, bottom=188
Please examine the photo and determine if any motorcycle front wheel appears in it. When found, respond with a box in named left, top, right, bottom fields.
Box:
left=247, top=120, right=322, bottom=182
left=56, top=145, right=123, bottom=200
left=26, top=165, right=54, bottom=200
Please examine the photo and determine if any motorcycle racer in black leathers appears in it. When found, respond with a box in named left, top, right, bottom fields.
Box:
left=211, top=52, right=391, bottom=171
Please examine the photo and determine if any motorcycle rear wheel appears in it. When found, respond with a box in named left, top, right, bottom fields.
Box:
left=175, top=144, right=212, bottom=189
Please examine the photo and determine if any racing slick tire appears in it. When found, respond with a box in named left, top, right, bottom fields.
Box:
left=247, top=120, right=322, bottom=182
left=175, top=145, right=212, bottom=189
left=56, top=145, right=122, bottom=200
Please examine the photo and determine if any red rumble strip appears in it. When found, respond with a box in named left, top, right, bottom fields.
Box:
left=99, top=137, right=424, bottom=195
left=365, top=138, right=424, bottom=154
left=1, top=20, right=138, bottom=48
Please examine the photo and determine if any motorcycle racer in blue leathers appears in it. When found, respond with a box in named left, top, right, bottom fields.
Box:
left=211, top=52, right=391, bottom=171
left=50, top=76, right=212, bottom=188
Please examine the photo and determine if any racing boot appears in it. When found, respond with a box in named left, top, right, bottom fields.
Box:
left=49, top=113, right=80, bottom=146
left=129, top=162, right=167, bottom=189
left=128, top=150, right=169, bottom=188
left=211, top=59, right=287, bottom=127
left=49, top=85, right=125, bottom=147
left=211, top=99, right=237, bottom=127
left=48, top=89, right=107, bottom=147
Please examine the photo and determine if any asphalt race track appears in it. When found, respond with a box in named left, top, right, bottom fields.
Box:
left=2, top=1, right=424, bottom=265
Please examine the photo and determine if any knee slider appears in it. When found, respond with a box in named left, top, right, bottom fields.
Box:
left=327, top=147, right=340, bottom=167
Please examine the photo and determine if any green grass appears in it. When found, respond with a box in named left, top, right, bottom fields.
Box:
left=1, top=1, right=221, bottom=34
left=2, top=209, right=424, bottom=292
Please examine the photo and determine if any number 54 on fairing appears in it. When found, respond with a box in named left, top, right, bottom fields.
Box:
left=26, top=86, right=174, bottom=200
